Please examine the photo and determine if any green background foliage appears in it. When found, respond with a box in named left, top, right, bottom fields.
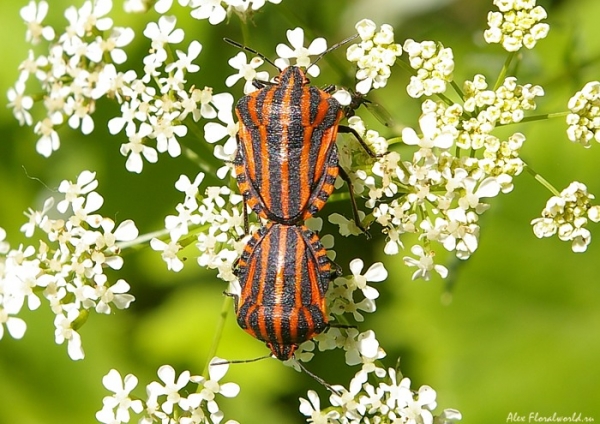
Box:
left=1, top=0, right=600, bottom=422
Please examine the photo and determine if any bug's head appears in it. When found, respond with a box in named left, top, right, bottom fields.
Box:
left=266, top=341, right=298, bottom=361
left=276, top=65, right=310, bottom=86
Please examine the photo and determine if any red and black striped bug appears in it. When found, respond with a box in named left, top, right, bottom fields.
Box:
left=225, top=37, right=384, bottom=233
left=232, top=222, right=339, bottom=361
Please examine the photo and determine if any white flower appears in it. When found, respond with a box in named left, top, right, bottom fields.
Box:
left=151, top=238, right=184, bottom=272
left=0, top=297, right=27, bottom=340
left=165, top=40, right=202, bottom=74
left=57, top=170, right=99, bottom=213
left=200, top=358, right=241, bottom=413
left=143, top=15, right=184, bottom=53
left=203, top=93, right=238, bottom=156
left=149, top=112, right=187, bottom=157
left=299, top=390, right=340, bottom=423
left=93, top=279, right=135, bottom=314
left=7, top=78, right=34, bottom=126
left=190, top=0, right=228, bottom=25
left=347, top=258, right=387, bottom=300
left=54, top=308, right=85, bottom=360
left=34, top=117, right=61, bottom=157
left=484, top=0, right=549, bottom=51
left=274, top=27, right=327, bottom=77
left=225, top=52, right=270, bottom=94
left=347, top=20, right=402, bottom=94
left=402, top=113, right=454, bottom=150
left=154, top=0, right=174, bottom=13
left=98, top=369, right=144, bottom=423
left=403, top=245, right=448, bottom=281
left=248, top=0, right=282, bottom=10
left=175, top=172, right=205, bottom=209
left=20, top=0, right=55, bottom=44
left=149, top=365, right=191, bottom=414
left=399, top=384, right=437, bottom=423
left=120, top=122, right=158, bottom=173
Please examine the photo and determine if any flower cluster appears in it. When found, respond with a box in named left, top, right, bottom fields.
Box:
left=332, top=69, right=543, bottom=272
left=96, top=360, right=240, bottom=424
left=225, top=26, right=330, bottom=96
left=9, top=1, right=235, bottom=173
left=0, top=171, right=138, bottom=359
left=484, top=0, right=550, bottom=52
left=346, top=19, right=403, bottom=94
left=107, top=15, right=232, bottom=173
left=214, top=243, right=383, bottom=380
left=124, top=0, right=282, bottom=24
left=8, top=0, right=135, bottom=157
left=277, top=257, right=388, bottom=369
left=300, top=364, right=462, bottom=423
left=531, top=182, right=600, bottom=253
left=151, top=172, right=250, bottom=287
left=566, top=81, right=600, bottom=147
left=338, top=22, right=546, bottom=273
left=403, top=39, right=454, bottom=98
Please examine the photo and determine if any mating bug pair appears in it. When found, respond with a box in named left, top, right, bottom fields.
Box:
left=225, top=36, right=385, bottom=363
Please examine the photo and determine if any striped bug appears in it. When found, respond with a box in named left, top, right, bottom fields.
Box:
left=226, top=37, right=384, bottom=233
left=232, top=222, right=339, bottom=361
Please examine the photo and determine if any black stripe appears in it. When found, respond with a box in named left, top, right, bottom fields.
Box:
left=308, top=87, right=322, bottom=125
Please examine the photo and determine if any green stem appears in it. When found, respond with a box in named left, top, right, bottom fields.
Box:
left=181, top=144, right=216, bottom=175
left=116, top=227, right=171, bottom=250
left=517, top=111, right=570, bottom=123
left=203, top=294, right=234, bottom=378
left=450, top=80, right=465, bottom=101
left=395, top=58, right=417, bottom=77
left=524, top=164, right=561, bottom=196
left=494, top=52, right=517, bottom=91
left=240, top=19, right=251, bottom=45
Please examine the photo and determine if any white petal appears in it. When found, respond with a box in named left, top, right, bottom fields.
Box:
left=157, top=364, right=176, bottom=384
left=307, top=37, right=327, bottom=55
left=433, top=132, right=454, bottom=149
left=208, top=357, right=229, bottom=381
left=114, top=219, right=139, bottom=241
left=286, top=27, right=305, bottom=49
left=357, top=330, right=379, bottom=358
left=102, top=369, right=124, bottom=392
left=475, top=177, right=501, bottom=199
left=125, top=152, right=143, bottom=173
left=363, top=262, right=388, bottom=282
left=219, top=382, right=240, bottom=398
left=7, top=317, right=27, bottom=339
left=401, top=126, right=420, bottom=145
left=275, top=44, right=295, bottom=59
left=204, top=122, right=228, bottom=143
left=349, top=258, right=364, bottom=277
left=67, top=331, right=85, bottom=360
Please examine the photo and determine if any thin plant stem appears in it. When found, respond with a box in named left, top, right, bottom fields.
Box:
left=450, top=80, right=465, bottom=101
left=116, top=227, right=171, bottom=250
left=525, top=164, right=560, bottom=196
left=203, top=294, right=234, bottom=379
left=517, top=111, right=569, bottom=123
left=494, top=52, right=517, bottom=91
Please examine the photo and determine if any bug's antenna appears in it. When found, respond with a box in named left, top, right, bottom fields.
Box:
left=212, top=354, right=341, bottom=395
left=296, top=360, right=342, bottom=396
left=210, top=354, right=272, bottom=366
left=307, top=33, right=359, bottom=73
left=224, top=38, right=280, bottom=70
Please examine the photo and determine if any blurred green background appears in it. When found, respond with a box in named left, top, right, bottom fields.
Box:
left=1, top=0, right=600, bottom=422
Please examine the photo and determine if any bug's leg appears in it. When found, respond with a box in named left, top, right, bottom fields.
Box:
left=337, top=166, right=371, bottom=240
left=243, top=195, right=250, bottom=236
left=338, top=125, right=387, bottom=159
